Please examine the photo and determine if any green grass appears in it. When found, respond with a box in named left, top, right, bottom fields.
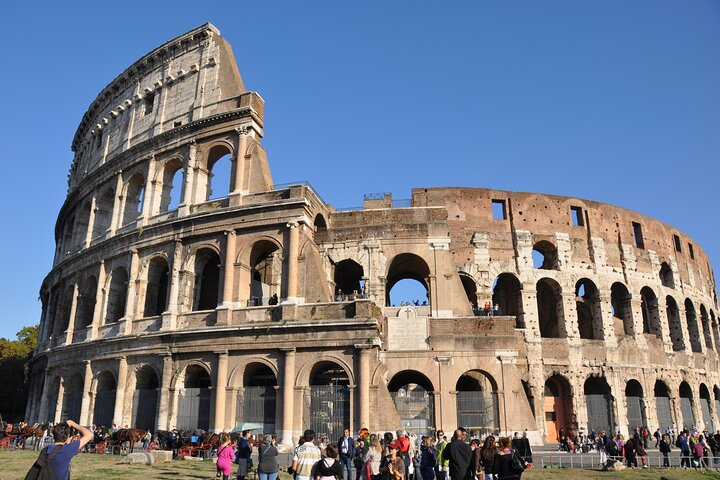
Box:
left=1, top=451, right=720, bottom=480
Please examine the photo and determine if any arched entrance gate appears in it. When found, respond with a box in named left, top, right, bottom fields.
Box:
left=388, top=371, right=435, bottom=436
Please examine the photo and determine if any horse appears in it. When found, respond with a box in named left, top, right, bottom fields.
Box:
left=199, top=431, right=220, bottom=447
left=23, top=423, right=50, bottom=450
left=112, top=428, right=147, bottom=453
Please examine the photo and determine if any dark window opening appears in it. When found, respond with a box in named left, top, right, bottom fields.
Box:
left=632, top=222, right=644, bottom=249
left=689, top=243, right=695, bottom=260
left=570, top=206, right=584, bottom=227
left=144, top=94, right=155, bottom=115
left=174, top=121, right=182, bottom=128
left=674, top=235, right=682, bottom=252
left=492, top=200, right=507, bottom=221
left=95, top=132, right=103, bottom=150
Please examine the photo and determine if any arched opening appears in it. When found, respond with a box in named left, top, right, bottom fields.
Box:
left=659, top=263, right=674, bottom=289
left=144, top=257, right=169, bottom=317
left=93, top=371, right=116, bottom=428
left=576, top=279, right=603, bottom=340
left=460, top=274, right=478, bottom=313
left=308, top=362, right=350, bottom=442
left=75, top=276, right=97, bottom=330
left=62, top=374, right=83, bottom=422
left=640, top=287, right=661, bottom=338
left=206, top=146, right=232, bottom=200
left=679, top=381, right=695, bottom=430
left=611, top=282, right=633, bottom=336
left=666, top=296, right=685, bottom=351
left=492, top=273, right=524, bottom=327
left=105, top=267, right=128, bottom=323
left=388, top=370, right=435, bottom=437
left=55, top=284, right=75, bottom=336
left=177, top=365, right=211, bottom=431
left=654, top=380, right=674, bottom=431
left=532, top=241, right=559, bottom=270
left=72, top=201, right=92, bottom=249
left=584, top=377, right=614, bottom=433
left=314, top=213, right=327, bottom=231
left=685, top=299, right=702, bottom=353
left=699, top=384, right=714, bottom=432
left=132, top=366, right=159, bottom=431
left=456, top=370, right=499, bottom=436
left=700, top=305, right=713, bottom=351
left=61, top=213, right=75, bottom=255
left=537, top=278, right=564, bottom=338
left=194, top=249, right=221, bottom=311
left=712, top=310, right=720, bottom=352
left=386, top=253, right=431, bottom=307
left=238, top=363, right=277, bottom=434
left=249, top=241, right=281, bottom=306
left=92, top=188, right=115, bottom=239
left=543, top=375, right=573, bottom=443
left=625, top=380, right=646, bottom=432
left=714, top=386, right=720, bottom=428
left=122, top=173, right=145, bottom=226
left=45, top=377, right=61, bottom=423
left=333, top=259, right=364, bottom=299
left=160, top=158, right=185, bottom=212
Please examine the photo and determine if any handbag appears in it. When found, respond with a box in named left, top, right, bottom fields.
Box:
left=509, top=450, right=526, bottom=474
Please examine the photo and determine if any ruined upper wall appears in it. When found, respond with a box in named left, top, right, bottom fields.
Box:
left=67, top=23, right=246, bottom=191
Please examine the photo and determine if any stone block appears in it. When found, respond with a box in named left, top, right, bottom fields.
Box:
left=150, top=450, right=173, bottom=463
left=122, top=452, right=154, bottom=465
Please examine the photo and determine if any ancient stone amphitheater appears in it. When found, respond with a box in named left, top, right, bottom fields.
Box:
left=26, top=23, right=720, bottom=445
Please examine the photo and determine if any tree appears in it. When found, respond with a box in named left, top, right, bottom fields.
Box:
left=0, top=325, right=38, bottom=422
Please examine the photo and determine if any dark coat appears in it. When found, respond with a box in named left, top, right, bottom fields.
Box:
left=338, top=435, right=356, bottom=459
left=443, top=439, right=471, bottom=480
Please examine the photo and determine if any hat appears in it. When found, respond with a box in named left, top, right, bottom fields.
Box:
left=388, top=440, right=401, bottom=450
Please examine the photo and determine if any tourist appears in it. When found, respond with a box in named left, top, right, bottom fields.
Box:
left=624, top=436, right=636, bottom=467
left=692, top=434, right=706, bottom=468
left=659, top=433, right=672, bottom=467
left=316, top=443, right=344, bottom=480
left=443, top=429, right=470, bottom=480
left=29, top=420, right=93, bottom=480
left=492, top=436, right=523, bottom=479
left=654, top=428, right=661, bottom=448
left=633, top=433, right=648, bottom=468
left=678, top=431, right=691, bottom=468
left=365, top=434, right=383, bottom=480
left=387, top=441, right=406, bottom=480
left=469, top=438, right=481, bottom=480
left=293, top=429, right=322, bottom=480
left=338, top=428, right=356, bottom=480
left=236, top=430, right=253, bottom=480
left=434, top=431, right=448, bottom=480
left=511, top=432, right=532, bottom=463
left=419, top=436, right=437, bottom=480
left=216, top=433, right=235, bottom=480
left=320, top=436, right=328, bottom=458
left=258, top=434, right=279, bottom=480
left=480, top=435, right=497, bottom=480
left=354, top=437, right=366, bottom=480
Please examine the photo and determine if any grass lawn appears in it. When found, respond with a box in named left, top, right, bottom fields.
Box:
left=2, top=451, right=720, bottom=480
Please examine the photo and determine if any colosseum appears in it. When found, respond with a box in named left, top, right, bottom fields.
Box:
left=26, top=23, right=720, bottom=446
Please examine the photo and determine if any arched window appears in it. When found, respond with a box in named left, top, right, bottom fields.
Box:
left=334, top=259, right=364, bottom=298
left=655, top=380, right=674, bottom=431
left=685, top=299, right=702, bottom=353
left=72, top=201, right=92, bottom=249
left=177, top=365, right=211, bottom=431
left=532, top=241, right=559, bottom=270
left=456, top=370, right=499, bottom=436
left=61, top=374, right=83, bottom=421
left=144, top=257, right=170, bottom=317
left=388, top=370, right=435, bottom=437
left=584, top=377, right=614, bottom=433
left=194, top=249, right=221, bottom=311
left=249, top=241, right=281, bottom=306
left=309, top=362, right=350, bottom=441
left=711, top=310, right=720, bottom=352
left=460, top=274, right=478, bottom=312
left=206, top=146, right=232, bottom=200
left=55, top=284, right=75, bottom=337
left=492, top=273, right=524, bottom=327
left=700, top=305, right=713, bottom=351
left=576, top=279, right=603, bottom=340
left=92, top=188, right=115, bottom=239
left=536, top=278, right=564, bottom=338
left=105, top=267, right=129, bottom=323
left=132, top=366, right=159, bottom=431
left=543, top=375, right=573, bottom=443
left=75, top=275, right=97, bottom=330
left=700, top=384, right=714, bottom=432
left=611, top=282, right=633, bottom=336
left=660, top=263, right=674, bottom=289
left=679, top=381, right=695, bottom=430
left=386, top=253, right=431, bottom=307
left=122, top=173, right=145, bottom=226
left=666, top=296, right=685, bottom=351
left=239, top=363, right=277, bottom=434
left=625, top=380, right=646, bottom=432
left=93, top=371, right=116, bottom=428
left=159, top=158, right=185, bottom=212
left=640, top=287, right=661, bottom=338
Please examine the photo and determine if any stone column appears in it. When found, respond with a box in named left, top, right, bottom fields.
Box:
left=84, top=195, right=97, bottom=248
left=217, top=231, right=236, bottom=325
left=123, top=249, right=141, bottom=334
left=284, top=222, right=300, bottom=303
left=156, top=353, right=173, bottom=431
left=90, top=260, right=107, bottom=340
left=110, top=171, right=124, bottom=235
left=113, top=356, right=128, bottom=426
left=279, top=347, right=296, bottom=446
left=162, top=240, right=183, bottom=330
left=178, top=141, right=197, bottom=215
left=231, top=127, right=249, bottom=197
left=54, top=379, right=65, bottom=423
left=79, top=361, right=93, bottom=425
left=139, top=155, right=156, bottom=225
left=213, top=351, right=229, bottom=432
left=356, top=345, right=372, bottom=429
left=65, top=283, right=80, bottom=344
left=37, top=371, right=52, bottom=424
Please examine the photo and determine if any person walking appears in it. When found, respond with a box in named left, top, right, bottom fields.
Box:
left=659, top=433, right=672, bottom=467
left=293, top=430, right=322, bottom=480
left=338, top=428, right=357, bottom=480
left=258, top=434, right=279, bottom=480
left=216, top=433, right=236, bottom=480
left=678, top=431, right=691, bottom=468
left=419, top=436, right=437, bottom=480
left=365, top=435, right=383, bottom=480
left=434, top=431, right=448, bottom=480
left=442, top=430, right=470, bottom=480
left=492, top=436, right=523, bottom=480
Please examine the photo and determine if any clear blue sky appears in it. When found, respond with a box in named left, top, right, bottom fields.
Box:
left=1, top=1, right=718, bottom=339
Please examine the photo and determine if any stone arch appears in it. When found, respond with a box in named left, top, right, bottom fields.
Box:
left=105, top=267, right=128, bottom=323
left=660, top=262, right=674, bottom=289
left=144, top=255, right=170, bottom=317
left=576, top=278, right=603, bottom=340
left=459, top=272, right=478, bottom=312
left=699, top=383, right=714, bottom=432
left=584, top=376, right=615, bottom=433
left=314, top=213, right=328, bottom=231
left=625, top=379, right=646, bottom=431
left=456, top=370, right=499, bottom=435
left=121, top=172, right=145, bottom=226
left=55, top=283, right=76, bottom=336
left=640, top=286, right=661, bottom=338
left=388, top=370, right=435, bottom=436
left=308, top=361, right=351, bottom=441
left=666, top=296, right=685, bottom=351
left=194, top=248, right=221, bottom=311
left=543, top=374, right=573, bottom=443
left=537, top=278, right=565, bottom=338
left=158, top=157, right=185, bottom=212
left=248, top=239, right=282, bottom=306
left=72, top=199, right=92, bottom=250
left=92, top=370, right=116, bottom=428
left=711, top=310, right=720, bottom=352
left=685, top=299, right=702, bottom=353
left=237, top=362, right=278, bottom=434
left=75, top=274, right=97, bottom=330
left=700, top=305, right=713, bottom=351
left=654, top=380, right=674, bottom=431
left=295, top=355, right=355, bottom=387
left=714, top=386, right=720, bottom=426
left=611, top=282, right=633, bottom=336
left=333, top=259, right=364, bottom=298
left=532, top=240, right=559, bottom=270
left=492, top=273, right=524, bottom=327
left=679, top=381, right=696, bottom=430
left=176, top=363, right=212, bottom=431
left=132, top=364, right=159, bottom=431
left=92, top=187, right=115, bottom=240
left=385, top=253, right=431, bottom=307
left=228, top=358, right=279, bottom=389
left=61, top=372, right=84, bottom=422
left=205, top=143, right=233, bottom=201
left=44, top=376, right=62, bottom=423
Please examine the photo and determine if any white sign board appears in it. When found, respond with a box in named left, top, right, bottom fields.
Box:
left=387, top=316, right=429, bottom=351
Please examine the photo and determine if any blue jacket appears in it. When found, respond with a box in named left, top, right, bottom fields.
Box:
left=338, top=435, right=356, bottom=459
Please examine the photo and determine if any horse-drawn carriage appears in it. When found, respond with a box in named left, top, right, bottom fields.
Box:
left=176, top=431, right=219, bottom=460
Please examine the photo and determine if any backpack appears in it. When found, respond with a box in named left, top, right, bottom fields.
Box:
left=24, top=445, right=63, bottom=480
left=675, top=436, right=682, bottom=448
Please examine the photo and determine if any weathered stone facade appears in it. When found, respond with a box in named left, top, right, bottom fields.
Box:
left=27, top=24, right=720, bottom=446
